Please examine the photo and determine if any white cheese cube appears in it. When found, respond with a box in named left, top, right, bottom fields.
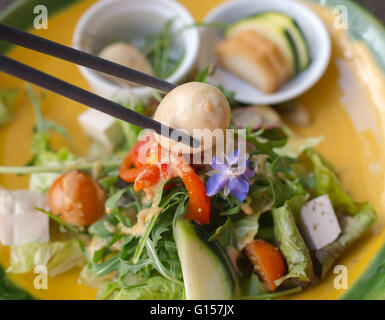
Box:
left=299, top=195, right=341, bottom=251
left=78, top=109, right=123, bottom=152
left=0, top=190, right=50, bottom=246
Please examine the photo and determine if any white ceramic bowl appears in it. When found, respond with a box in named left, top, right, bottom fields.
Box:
left=73, top=0, right=199, bottom=102
left=197, top=0, right=331, bottom=105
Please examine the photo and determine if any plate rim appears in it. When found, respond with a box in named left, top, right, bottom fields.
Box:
left=0, top=0, right=385, bottom=300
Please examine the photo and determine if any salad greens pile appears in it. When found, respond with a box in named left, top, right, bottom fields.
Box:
left=0, top=75, right=377, bottom=300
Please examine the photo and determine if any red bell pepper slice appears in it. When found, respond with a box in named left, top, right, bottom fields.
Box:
left=176, top=157, right=210, bottom=225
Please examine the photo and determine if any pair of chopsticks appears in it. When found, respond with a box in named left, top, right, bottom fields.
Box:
left=0, top=23, right=199, bottom=148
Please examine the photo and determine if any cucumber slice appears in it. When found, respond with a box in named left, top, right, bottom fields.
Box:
left=174, top=219, right=240, bottom=300
left=226, top=17, right=299, bottom=76
left=255, top=12, right=310, bottom=70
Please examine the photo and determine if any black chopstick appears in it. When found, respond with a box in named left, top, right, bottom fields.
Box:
left=0, top=23, right=177, bottom=93
left=0, top=54, right=199, bottom=148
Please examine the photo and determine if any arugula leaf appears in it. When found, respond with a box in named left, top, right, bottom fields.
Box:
left=0, top=88, right=18, bottom=127
left=245, top=128, right=288, bottom=159
left=25, top=84, right=71, bottom=154
left=314, top=202, right=377, bottom=279
left=105, top=186, right=132, bottom=213
left=97, top=281, right=119, bottom=300
left=209, top=217, right=232, bottom=242
left=143, top=19, right=185, bottom=80
left=256, top=159, right=307, bottom=209
left=272, top=196, right=315, bottom=286
left=145, top=238, right=183, bottom=286
left=89, top=215, right=119, bottom=239
left=132, top=184, right=165, bottom=264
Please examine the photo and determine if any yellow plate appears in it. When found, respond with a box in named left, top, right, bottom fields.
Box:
left=1, top=0, right=385, bottom=300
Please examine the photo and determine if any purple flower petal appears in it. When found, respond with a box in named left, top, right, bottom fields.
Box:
left=242, top=168, right=255, bottom=179
left=228, top=149, right=239, bottom=165
left=242, top=160, right=255, bottom=179
left=228, top=176, right=249, bottom=202
left=206, top=173, right=230, bottom=197
left=210, top=156, right=228, bottom=172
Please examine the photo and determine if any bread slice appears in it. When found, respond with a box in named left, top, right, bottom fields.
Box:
left=216, top=30, right=291, bottom=93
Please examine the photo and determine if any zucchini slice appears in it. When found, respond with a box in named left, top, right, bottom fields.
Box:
left=226, top=17, right=299, bottom=76
left=174, top=219, right=240, bottom=300
left=255, top=12, right=310, bottom=70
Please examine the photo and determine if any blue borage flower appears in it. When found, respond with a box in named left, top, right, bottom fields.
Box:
left=206, top=149, right=254, bottom=202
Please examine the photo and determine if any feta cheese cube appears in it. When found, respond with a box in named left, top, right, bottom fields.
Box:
left=78, top=109, right=123, bottom=152
left=0, top=190, right=50, bottom=246
left=299, top=195, right=341, bottom=251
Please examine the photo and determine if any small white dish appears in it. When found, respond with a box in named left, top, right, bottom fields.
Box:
left=73, top=0, right=199, bottom=102
left=197, top=0, right=331, bottom=105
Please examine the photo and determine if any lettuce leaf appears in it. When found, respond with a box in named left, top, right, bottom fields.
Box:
left=314, top=202, right=377, bottom=279
left=110, top=276, right=185, bottom=300
left=233, top=213, right=262, bottom=250
left=7, top=240, right=86, bottom=277
left=306, top=149, right=357, bottom=215
left=240, top=273, right=268, bottom=297
left=0, top=89, right=18, bottom=127
left=272, top=196, right=315, bottom=286
left=29, top=148, right=76, bottom=193
left=274, top=127, right=323, bottom=159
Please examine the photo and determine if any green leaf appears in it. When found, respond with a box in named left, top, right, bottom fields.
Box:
left=195, top=66, right=210, bottom=83
left=143, top=19, right=185, bottom=80
left=29, top=147, right=76, bottom=193
left=25, top=84, right=71, bottom=154
left=314, top=202, right=377, bottom=279
left=105, top=186, right=131, bottom=213
left=209, top=217, right=232, bottom=242
left=132, top=184, right=165, bottom=264
left=7, top=240, right=86, bottom=277
left=111, top=275, right=185, bottom=300
left=307, top=149, right=357, bottom=215
left=91, top=255, right=121, bottom=277
left=272, top=196, right=315, bottom=286
left=145, top=238, right=183, bottom=286
left=240, top=273, right=268, bottom=297
left=118, top=101, right=145, bottom=150
left=242, top=286, right=302, bottom=300
left=0, top=265, right=34, bottom=300
left=0, top=88, right=18, bottom=127
left=274, top=127, right=323, bottom=158
left=233, top=213, right=262, bottom=250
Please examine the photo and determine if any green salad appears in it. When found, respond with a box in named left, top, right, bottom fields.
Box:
left=0, top=67, right=377, bottom=300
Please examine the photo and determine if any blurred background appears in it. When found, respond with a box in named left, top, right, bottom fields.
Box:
left=0, top=0, right=384, bottom=22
